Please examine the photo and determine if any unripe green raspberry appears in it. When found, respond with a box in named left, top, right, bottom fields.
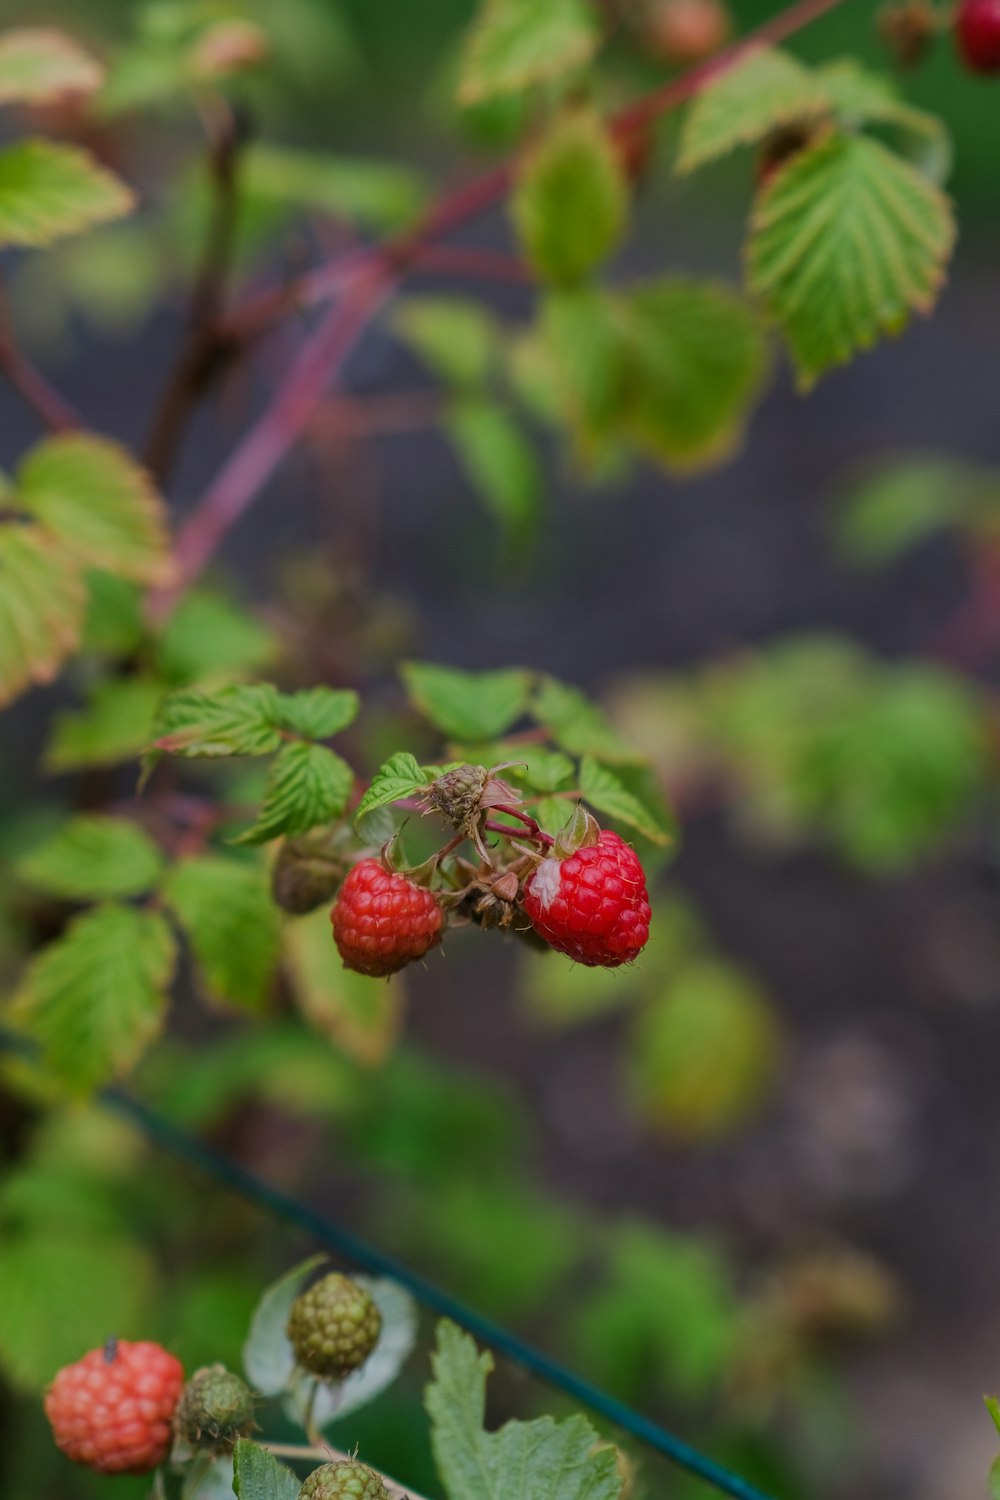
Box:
left=298, top=1460, right=389, bottom=1500
left=175, top=1365, right=256, bottom=1449
left=287, top=1274, right=381, bottom=1379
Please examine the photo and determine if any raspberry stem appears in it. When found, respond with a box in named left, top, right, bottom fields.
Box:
left=484, top=808, right=555, bottom=847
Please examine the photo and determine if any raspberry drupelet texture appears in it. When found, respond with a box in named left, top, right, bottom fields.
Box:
left=287, top=1272, right=382, bottom=1379
left=299, top=1459, right=390, bottom=1500
left=44, top=1339, right=184, bottom=1475
left=331, top=859, right=443, bottom=977
left=956, top=0, right=1000, bottom=70
left=175, top=1364, right=256, bottom=1449
left=523, top=828, right=651, bottom=967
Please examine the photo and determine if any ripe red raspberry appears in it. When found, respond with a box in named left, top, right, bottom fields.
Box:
left=523, top=829, right=651, bottom=967
left=331, top=859, right=443, bottom=977
left=956, top=0, right=1000, bottom=69
left=45, top=1339, right=184, bottom=1475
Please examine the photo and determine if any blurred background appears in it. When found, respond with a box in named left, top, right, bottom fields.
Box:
left=2, top=1, right=1000, bottom=1497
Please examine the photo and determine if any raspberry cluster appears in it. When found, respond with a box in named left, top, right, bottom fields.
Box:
left=328, top=764, right=652, bottom=976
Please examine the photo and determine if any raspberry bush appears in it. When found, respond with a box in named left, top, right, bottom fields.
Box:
left=0, top=0, right=998, bottom=1495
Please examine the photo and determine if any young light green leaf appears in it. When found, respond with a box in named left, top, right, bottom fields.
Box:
left=579, top=756, right=672, bottom=844
left=0, top=139, right=134, bottom=248
left=151, top=684, right=282, bottom=758
left=156, top=589, right=279, bottom=685
left=0, top=526, right=85, bottom=707
left=46, top=677, right=163, bottom=771
left=511, top=109, right=627, bottom=285
left=458, top=0, right=600, bottom=104
left=676, top=47, right=829, bottom=174
left=426, top=1320, right=621, bottom=1500
left=619, top=278, right=768, bottom=470
left=17, top=815, right=164, bottom=900
left=163, top=856, right=281, bottom=1011
left=402, top=662, right=533, bottom=742
left=537, top=288, right=627, bottom=451
left=393, top=296, right=500, bottom=387
left=242, top=145, right=425, bottom=232
left=17, top=434, right=172, bottom=585
left=446, top=397, right=542, bottom=553
left=532, top=676, right=637, bottom=763
left=819, top=59, right=951, bottom=179
left=283, top=906, right=405, bottom=1066
left=11, top=904, right=176, bottom=1092
left=242, top=1255, right=326, bottom=1395
left=629, top=960, right=781, bottom=1139
left=0, top=28, right=104, bottom=105
left=290, top=1277, right=418, bottom=1428
left=747, top=132, right=955, bottom=389
left=232, top=1439, right=299, bottom=1500
left=353, top=752, right=433, bottom=830
left=233, top=742, right=354, bottom=845
left=835, top=456, right=974, bottom=564
left=273, top=686, right=359, bottom=740
left=501, top=745, right=576, bottom=793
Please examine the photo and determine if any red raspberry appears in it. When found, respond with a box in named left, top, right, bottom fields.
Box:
left=331, top=859, right=443, bottom=977
left=45, top=1339, right=184, bottom=1475
left=956, top=0, right=1000, bottom=70
left=523, top=828, right=651, bottom=967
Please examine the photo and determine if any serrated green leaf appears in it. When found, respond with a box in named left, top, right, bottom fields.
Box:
left=0, top=525, right=85, bottom=707
left=163, top=856, right=281, bottom=1011
left=17, top=434, right=171, bottom=584
left=579, top=755, right=672, bottom=844
left=242, top=1255, right=326, bottom=1395
left=426, top=1320, right=621, bottom=1500
left=232, top=1439, right=299, bottom=1500
left=0, top=1233, right=153, bottom=1392
left=0, top=138, right=134, bottom=248
left=458, top=0, right=600, bottom=104
left=394, top=296, right=500, bottom=387
left=234, top=742, right=354, bottom=845
left=152, top=683, right=282, bottom=758
left=17, top=814, right=164, bottom=900
left=11, top=904, right=176, bottom=1092
left=284, top=905, right=405, bottom=1066
left=402, top=662, right=533, bottom=743
left=532, top=676, right=637, bottom=763
left=0, top=28, right=104, bottom=105
left=353, top=752, right=432, bottom=830
left=243, top=145, right=425, bottom=232
left=747, top=131, right=955, bottom=389
left=676, top=47, right=829, bottom=175
left=446, top=397, right=542, bottom=554
left=46, top=676, right=163, bottom=771
left=156, top=588, right=279, bottom=685
left=273, top=686, right=359, bottom=740
left=619, top=278, right=768, bottom=470
left=629, top=959, right=781, bottom=1139
left=511, top=109, right=627, bottom=285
